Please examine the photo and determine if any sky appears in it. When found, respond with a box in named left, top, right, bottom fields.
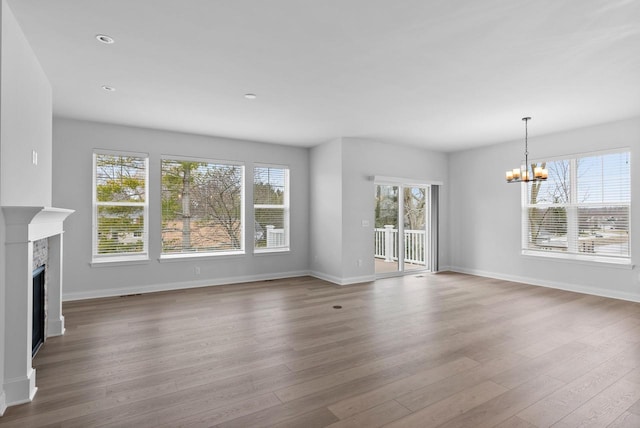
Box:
left=530, top=151, right=630, bottom=205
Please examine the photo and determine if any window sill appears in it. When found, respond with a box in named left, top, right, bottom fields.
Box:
left=521, top=250, right=634, bottom=269
left=90, top=256, right=149, bottom=267
left=254, top=247, right=290, bottom=255
left=158, top=251, right=245, bottom=262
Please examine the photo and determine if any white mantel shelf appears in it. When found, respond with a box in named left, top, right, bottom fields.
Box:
left=1, top=205, right=74, bottom=408
left=2, top=206, right=74, bottom=242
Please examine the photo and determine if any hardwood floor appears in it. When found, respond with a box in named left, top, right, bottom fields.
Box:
left=1, top=272, right=640, bottom=427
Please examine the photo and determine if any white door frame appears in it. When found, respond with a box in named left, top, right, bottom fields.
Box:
left=374, top=180, right=432, bottom=278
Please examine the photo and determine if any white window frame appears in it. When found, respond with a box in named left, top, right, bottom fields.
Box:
left=160, top=155, right=245, bottom=259
left=254, top=164, right=290, bottom=253
left=521, top=148, right=631, bottom=266
left=92, top=150, right=149, bottom=264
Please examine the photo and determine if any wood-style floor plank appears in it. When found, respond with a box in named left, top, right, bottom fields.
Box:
left=607, top=411, right=640, bottom=428
left=325, top=400, right=410, bottom=428
left=384, top=380, right=508, bottom=427
left=394, top=352, right=529, bottom=412
left=552, top=378, right=640, bottom=428
left=327, top=356, right=479, bottom=419
left=494, top=415, right=538, bottom=428
left=437, top=375, right=565, bottom=428
left=517, top=350, right=638, bottom=426
left=1, top=272, right=639, bottom=427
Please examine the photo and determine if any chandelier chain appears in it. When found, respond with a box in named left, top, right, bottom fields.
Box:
left=505, top=116, right=546, bottom=183
left=524, top=117, right=529, bottom=167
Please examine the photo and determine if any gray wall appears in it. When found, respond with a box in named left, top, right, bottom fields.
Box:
left=309, top=137, right=450, bottom=284
left=0, top=2, right=4, bottom=413
left=341, top=138, right=450, bottom=280
left=309, top=139, right=343, bottom=281
left=0, top=0, right=53, bottom=413
left=57, top=126, right=453, bottom=292
left=53, top=118, right=310, bottom=300
left=2, top=0, right=638, bottom=411
left=0, top=0, right=51, bottom=207
left=449, top=117, right=640, bottom=301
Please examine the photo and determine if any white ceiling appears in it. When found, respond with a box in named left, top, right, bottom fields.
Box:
left=7, top=0, right=640, bottom=151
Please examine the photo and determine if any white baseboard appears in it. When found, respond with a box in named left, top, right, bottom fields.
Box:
left=3, top=369, right=37, bottom=407
left=63, top=270, right=311, bottom=301
left=449, top=266, right=640, bottom=303
left=341, top=275, right=376, bottom=285
left=70, top=265, right=637, bottom=304
left=309, top=271, right=342, bottom=285
left=47, top=316, right=65, bottom=337
left=0, top=390, right=6, bottom=416
left=310, top=271, right=375, bottom=286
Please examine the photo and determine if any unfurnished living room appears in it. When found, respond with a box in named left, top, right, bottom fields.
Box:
left=1, top=0, right=639, bottom=427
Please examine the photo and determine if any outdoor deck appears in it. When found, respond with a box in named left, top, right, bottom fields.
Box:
left=374, top=227, right=427, bottom=274
left=374, top=258, right=427, bottom=274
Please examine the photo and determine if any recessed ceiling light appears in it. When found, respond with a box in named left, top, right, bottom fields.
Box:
left=244, top=93, right=257, bottom=100
left=101, top=85, right=116, bottom=92
left=96, top=34, right=114, bottom=44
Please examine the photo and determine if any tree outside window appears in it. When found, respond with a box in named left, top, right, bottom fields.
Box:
left=254, top=166, right=289, bottom=251
left=93, top=153, right=148, bottom=260
left=161, top=159, right=244, bottom=255
left=524, top=151, right=630, bottom=261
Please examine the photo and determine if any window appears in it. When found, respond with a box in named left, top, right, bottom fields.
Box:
left=93, top=152, right=149, bottom=262
left=254, top=166, right=289, bottom=251
left=523, top=150, right=631, bottom=263
left=161, top=158, right=244, bottom=256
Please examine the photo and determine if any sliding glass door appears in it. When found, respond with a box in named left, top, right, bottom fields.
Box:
left=374, top=182, right=429, bottom=276
left=402, top=186, right=427, bottom=272
left=374, top=185, right=400, bottom=274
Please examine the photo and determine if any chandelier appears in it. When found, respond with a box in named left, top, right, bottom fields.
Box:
left=506, top=117, right=548, bottom=182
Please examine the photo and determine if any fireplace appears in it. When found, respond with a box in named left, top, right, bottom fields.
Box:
left=32, top=265, right=46, bottom=357
left=1, top=206, right=74, bottom=407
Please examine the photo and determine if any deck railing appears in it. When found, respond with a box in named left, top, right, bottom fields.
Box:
left=265, top=225, right=286, bottom=248
left=374, top=226, right=426, bottom=265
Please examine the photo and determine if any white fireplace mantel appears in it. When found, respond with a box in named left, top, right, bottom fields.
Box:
left=2, top=206, right=74, bottom=407
left=3, top=206, right=74, bottom=241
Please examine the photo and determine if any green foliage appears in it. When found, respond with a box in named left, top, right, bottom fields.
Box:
left=96, top=210, right=144, bottom=254
left=254, top=167, right=286, bottom=205
left=95, top=154, right=147, bottom=255
left=161, top=161, right=201, bottom=217
left=98, top=236, right=143, bottom=254
left=254, top=183, right=284, bottom=205
left=161, top=160, right=243, bottom=252
left=375, top=185, right=398, bottom=228
left=96, top=154, right=146, bottom=202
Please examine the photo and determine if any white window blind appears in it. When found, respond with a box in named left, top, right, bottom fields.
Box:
left=523, top=151, right=630, bottom=262
left=254, top=166, right=289, bottom=251
left=161, top=158, right=244, bottom=256
left=93, top=152, right=149, bottom=261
